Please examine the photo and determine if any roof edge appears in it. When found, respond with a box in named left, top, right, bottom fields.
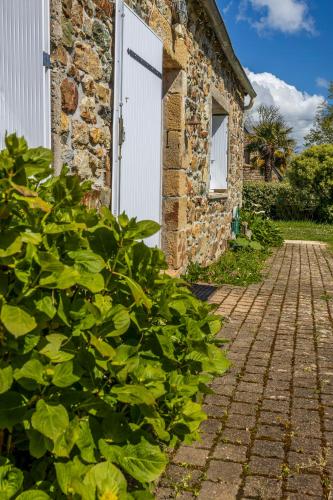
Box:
left=203, top=0, right=256, bottom=99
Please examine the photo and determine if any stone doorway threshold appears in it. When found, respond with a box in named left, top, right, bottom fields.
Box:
left=284, top=239, right=327, bottom=246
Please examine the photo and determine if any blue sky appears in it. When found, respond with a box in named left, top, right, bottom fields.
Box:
left=216, top=0, right=333, bottom=145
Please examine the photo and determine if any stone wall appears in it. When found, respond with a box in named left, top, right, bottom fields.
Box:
left=50, top=0, right=114, bottom=205
left=243, top=164, right=281, bottom=183
left=50, top=0, right=248, bottom=271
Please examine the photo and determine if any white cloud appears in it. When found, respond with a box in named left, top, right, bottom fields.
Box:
left=316, top=77, right=329, bottom=89
left=246, top=69, right=324, bottom=147
left=223, top=1, right=233, bottom=14
left=238, top=0, right=316, bottom=35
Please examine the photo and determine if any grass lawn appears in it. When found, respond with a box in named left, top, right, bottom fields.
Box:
left=274, top=220, right=333, bottom=249
left=184, top=248, right=271, bottom=287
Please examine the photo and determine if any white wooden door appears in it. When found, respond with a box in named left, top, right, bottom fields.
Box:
left=0, top=0, right=51, bottom=149
left=210, top=115, right=229, bottom=190
left=113, top=3, right=163, bottom=247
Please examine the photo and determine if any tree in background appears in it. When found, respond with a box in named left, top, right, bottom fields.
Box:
left=246, top=105, right=296, bottom=182
left=288, top=144, right=333, bottom=222
left=305, top=81, right=333, bottom=147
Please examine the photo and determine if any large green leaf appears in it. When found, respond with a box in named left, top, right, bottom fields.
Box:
left=0, top=391, right=26, bottom=428
left=99, top=305, right=131, bottom=337
left=22, top=146, right=53, bottom=177
left=102, top=438, right=167, bottom=484
left=44, top=222, right=86, bottom=234
left=53, top=418, right=81, bottom=457
left=83, top=461, right=127, bottom=500
left=1, top=305, right=36, bottom=337
left=90, top=335, right=115, bottom=359
left=111, top=385, right=155, bottom=406
left=39, top=267, right=80, bottom=289
left=15, top=194, right=51, bottom=212
left=101, top=412, right=131, bottom=443
left=16, top=491, right=50, bottom=500
left=77, top=272, right=104, bottom=293
left=14, top=359, right=46, bottom=389
left=40, top=334, right=74, bottom=363
left=68, top=250, right=106, bottom=273
left=76, top=419, right=97, bottom=463
left=125, top=220, right=160, bottom=239
left=55, top=457, right=88, bottom=496
left=31, top=400, right=69, bottom=442
left=36, top=252, right=64, bottom=272
left=0, top=234, right=22, bottom=258
left=35, top=296, right=57, bottom=319
left=117, top=274, right=152, bottom=310
left=0, top=366, right=13, bottom=394
left=27, top=429, right=48, bottom=459
left=0, top=463, right=24, bottom=500
left=52, top=361, right=79, bottom=388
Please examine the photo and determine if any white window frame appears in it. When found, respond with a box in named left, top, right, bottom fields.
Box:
left=210, top=111, right=229, bottom=191
left=208, top=91, right=230, bottom=196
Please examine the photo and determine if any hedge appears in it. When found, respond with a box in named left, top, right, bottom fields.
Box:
left=243, top=181, right=318, bottom=220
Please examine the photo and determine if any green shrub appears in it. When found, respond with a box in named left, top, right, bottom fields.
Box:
left=0, top=135, right=230, bottom=499
left=241, top=212, right=284, bottom=248
left=288, top=144, right=333, bottom=222
left=243, top=181, right=317, bottom=220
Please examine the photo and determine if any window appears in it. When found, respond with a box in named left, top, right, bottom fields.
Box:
left=210, top=111, right=229, bottom=191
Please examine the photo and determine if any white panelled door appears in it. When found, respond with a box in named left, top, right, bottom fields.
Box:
left=0, top=0, right=51, bottom=149
left=210, top=115, right=229, bottom=190
left=114, top=4, right=163, bottom=247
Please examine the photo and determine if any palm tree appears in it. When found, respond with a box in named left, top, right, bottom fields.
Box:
left=246, top=105, right=296, bottom=182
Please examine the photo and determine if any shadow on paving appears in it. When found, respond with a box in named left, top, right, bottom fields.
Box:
left=191, top=284, right=218, bottom=302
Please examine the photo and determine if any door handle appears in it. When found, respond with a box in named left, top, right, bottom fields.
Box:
left=119, top=116, right=125, bottom=145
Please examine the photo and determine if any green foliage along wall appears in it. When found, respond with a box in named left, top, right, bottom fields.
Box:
left=0, top=135, right=230, bottom=499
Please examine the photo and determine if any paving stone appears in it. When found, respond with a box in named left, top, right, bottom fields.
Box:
left=252, top=439, right=285, bottom=459
left=256, top=424, right=285, bottom=441
left=155, top=487, right=174, bottom=499
left=243, top=476, right=282, bottom=498
left=234, top=391, right=261, bottom=404
left=290, top=437, right=322, bottom=455
left=286, top=473, right=323, bottom=496
left=198, top=480, right=239, bottom=500
left=206, top=460, right=243, bottom=483
left=221, top=427, right=252, bottom=446
left=213, top=443, right=248, bottom=462
left=202, top=404, right=227, bottom=418
left=225, top=413, right=256, bottom=430
left=287, top=451, right=323, bottom=474
left=248, top=456, right=282, bottom=477
left=200, top=419, right=222, bottom=434
left=229, top=402, right=257, bottom=416
left=160, top=464, right=202, bottom=489
left=173, top=446, right=208, bottom=467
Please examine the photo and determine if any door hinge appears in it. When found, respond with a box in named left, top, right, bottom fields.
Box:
left=43, top=51, right=51, bottom=69
left=119, top=116, right=125, bottom=145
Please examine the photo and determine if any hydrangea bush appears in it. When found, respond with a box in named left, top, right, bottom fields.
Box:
left=0, top=135, right=230, bottom=499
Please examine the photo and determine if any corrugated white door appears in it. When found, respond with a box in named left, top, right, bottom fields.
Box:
left=118, top=4, right=163, bottom=247
left=210, top=115, right=229, bottom=190
left=0, top=0, right=51, bottom=149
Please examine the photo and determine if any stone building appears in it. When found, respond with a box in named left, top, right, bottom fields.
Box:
left=0, top=0, right=255, bottom=273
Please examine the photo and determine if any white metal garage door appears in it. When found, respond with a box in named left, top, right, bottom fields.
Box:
left=0, top=0, right=51, bottom=149
left=113, top=3, right=163, bottom=247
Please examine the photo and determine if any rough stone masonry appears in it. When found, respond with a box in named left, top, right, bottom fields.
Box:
left=50, top=0, right=253, bottom=272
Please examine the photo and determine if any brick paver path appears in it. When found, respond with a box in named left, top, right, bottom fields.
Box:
left=157, top=242, right=333, bottom=499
